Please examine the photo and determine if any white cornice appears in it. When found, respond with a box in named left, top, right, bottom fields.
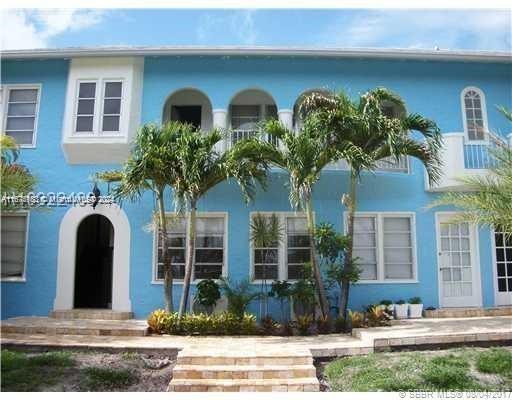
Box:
left=2, top=46, right=511, bottom=63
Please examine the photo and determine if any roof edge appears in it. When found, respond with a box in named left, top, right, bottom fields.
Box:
left=1, top=46, right=511, bottom=63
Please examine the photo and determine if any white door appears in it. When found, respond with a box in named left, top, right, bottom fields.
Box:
left=493, top=229, right=512, bottom=306
left=436, top=214, right=481, bottom=308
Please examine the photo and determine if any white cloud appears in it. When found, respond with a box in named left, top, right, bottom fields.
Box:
left=1, top=9, right=107, bottom=50
left=319, top=10, right=512, bottom=51
left=197, top=10, right=258, bottom=45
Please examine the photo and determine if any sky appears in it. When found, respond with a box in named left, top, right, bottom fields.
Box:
left=1, top=8, right=511, bottom=52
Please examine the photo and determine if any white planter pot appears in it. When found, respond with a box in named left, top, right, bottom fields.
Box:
left=409, top=304, right=423, bottom=318
left=394, top=304, right=409, bottom=319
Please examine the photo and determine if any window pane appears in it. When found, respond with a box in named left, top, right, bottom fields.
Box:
left=353, top=248, right=377, bottom=263
left=383, top=217, right=410, bottom=231
left=102, top=116, right=120, bottom=131
left=255, top=248, right=278, bottom=264
left=287, top=248, right=310, bottom=264
left=105, top=82, right=122, bottom=98
left=1, top=215, right=27, bottom=279
left=76, top=116, right=94, bottom=132
left=287, top=217, right=308, bottom=233
left=385, top=263, right=413, bottom=279
left=8, top=103, right=36, bottom=116
left=383, top=233, right=411, bottom=247
left=9, top=89, right=37, bottom=102
left=287, top=235, right=309, bottom=247
left=194, top=265, right=222, bottom=280
left=196, top=236, right=223, bottom=248
left=5, top=132, right=33, bottom=145
left=384, top=248, right=412, bottom=263
left=354, top=217, right=375, bottom=232
left=359, top=264, right=377, bottom=280
left=79, top=82, right=96, bottom=98
left=6, top=117, right=35, bottom=130
left=195, top=249, right=223, bottom=263
left=288, top=264, right=307, bottom=280
left=354, top=233, right=376, bottom=247
left=254, top=265, right=278, bottom=280
left=77, top=99, right=95, bottom=115
left=103, top=98, right=121, bottom=115
left=197, top=217, right=224, bottom=234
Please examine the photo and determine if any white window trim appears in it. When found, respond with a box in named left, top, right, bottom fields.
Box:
left=73, top=78, right=125, bottom=137
left=1, top=84, right=41, bottom=148
left=344, top=211, right=418, bottom=284
left=151, top=212, right=228, bottom=285
left=100, top=79, right=124, bottom=134
left=461, top=86, right=489, bottom=144
left=1, top=211, right=30, bottom=283
left=249, top=211, right=313, bottom=284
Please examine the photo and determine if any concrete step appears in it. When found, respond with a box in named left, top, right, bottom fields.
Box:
left=1, top=317, right=148, bottom=337
left=173, top=364, right=316, bottom=379
left=50, top=309, right=134, bottom=320
left=168, top=378, right=320, bottom=392
left=177, top=355, right=313, bottom=366
left=424, top=306, right=512, bottom=318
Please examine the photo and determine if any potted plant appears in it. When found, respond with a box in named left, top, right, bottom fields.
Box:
left=193, top=279, right=221, bottom=315
left=379, top=299, right=394, bottom=317
left=394, top=299, right=409, bottom=319
left=408, top=296, right=423, bottom=318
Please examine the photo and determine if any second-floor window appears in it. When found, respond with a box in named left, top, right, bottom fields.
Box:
left=3, top=86, right=40, bottom=147
left=462, top=87, right=487, bottom=142
left=75, top=80, right=123, bottom=134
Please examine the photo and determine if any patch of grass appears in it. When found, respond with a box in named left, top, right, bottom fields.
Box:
left=324, top=347, right=511, bottom=392
left=120, top=351, right=139, bottom=361
left=476, top=348, right=512, bottom=377
left=80, top=367, right=138, bottom=391
left=1, top=350, right=75, bottom=392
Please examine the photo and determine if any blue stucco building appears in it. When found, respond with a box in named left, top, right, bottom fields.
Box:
left=1, top=46, right=511, bottom=320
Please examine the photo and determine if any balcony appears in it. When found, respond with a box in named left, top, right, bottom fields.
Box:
left=427, top=132, right=508, bottom=192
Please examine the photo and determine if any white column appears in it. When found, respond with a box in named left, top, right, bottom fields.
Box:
left=212, top=109, right=228, bottom=151
left=278, top=109, right=293, bottom=131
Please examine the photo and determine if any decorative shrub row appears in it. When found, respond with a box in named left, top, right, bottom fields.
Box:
left=147, top=309, right=260, bottom=335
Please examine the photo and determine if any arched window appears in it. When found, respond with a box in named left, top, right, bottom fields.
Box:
left=462, top=87, right=487, bottom=141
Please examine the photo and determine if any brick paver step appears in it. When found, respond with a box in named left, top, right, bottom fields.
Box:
left=173, top=364, right=317, bottom=379
left=168, top=377, right=320, bottom=392
left=176, top=355, right=313, bottom=366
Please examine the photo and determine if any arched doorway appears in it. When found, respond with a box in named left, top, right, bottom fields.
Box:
left=74, top=214, right=114, bottom=309
left=162, top=88, right=213, bottom=130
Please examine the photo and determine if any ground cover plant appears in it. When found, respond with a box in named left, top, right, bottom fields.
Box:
left=323, top=347, right=512, bottom=392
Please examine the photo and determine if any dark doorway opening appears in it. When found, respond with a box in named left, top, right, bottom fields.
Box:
left=171, top=105, right=202, bottom=128
left=74, top=214, right=114, bottom=309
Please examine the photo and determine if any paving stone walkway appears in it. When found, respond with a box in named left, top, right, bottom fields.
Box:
left=2, top=316, right=511, bottom=391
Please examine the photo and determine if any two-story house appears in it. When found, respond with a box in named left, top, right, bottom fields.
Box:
left=1, top=46, right=511, bottom=319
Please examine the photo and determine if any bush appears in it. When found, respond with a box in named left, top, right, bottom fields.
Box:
left=261, top=315, right=279, bottom=335
left=409, top=296, right=422, bottom=304
left=333, top=316, right=345, bottom=333
left=296, top=314, right=314, bottom=335
left=316, top=315, right=332, bottom=334
left=348, top=311, right=365, bottom=329
left=366, top=306, right=391, bottom=327
left=194, top=279, right=221, bottom=314
left=147, top=310, right=259, bottom=336
left=220, top=278, right=261, bottom=319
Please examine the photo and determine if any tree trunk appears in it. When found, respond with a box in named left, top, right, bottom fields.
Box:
left=157, top=190, right=173, bottom=313
left=340, top=170, right=357, bottom=324
left=178, top=199, right=197, bottom=319
left=305, top=196, right=329, bottom=318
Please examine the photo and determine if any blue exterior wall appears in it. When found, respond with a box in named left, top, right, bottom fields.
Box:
left=1, top=55, right=511, bottom=319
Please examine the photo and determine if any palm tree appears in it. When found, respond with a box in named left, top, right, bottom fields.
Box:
left=431, top=106, right=512, bottom=232
left=250, top=213, right=284, bottom=318
left=172, top=130, right=269, bottom=319
left=1, top=134, right=37, bottom=209
left=302, top=88, right=443, bottom=322
left=261, top=119, right=368, bottom=317
left=97, top=123, right=184, bottom=312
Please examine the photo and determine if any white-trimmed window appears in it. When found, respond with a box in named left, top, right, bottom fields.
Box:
left=74, top=80, right=123, bottom=135
left=2, top=85, right=40, bottom=147
left=350, top=212, right=416, bottom=282
left=1, top=212, right=29, bottom=281
left=461, top=87, right=488, bottom=142
left=154, top=213, right=226, bottom=282
left=250, top=213, right=311, bottom=282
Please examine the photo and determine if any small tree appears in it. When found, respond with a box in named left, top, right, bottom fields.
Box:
left=268, top=280, right=292, bottom=323
left=220, top=277, right=261, bottom=319
left=250, top=213, right=284, bottom=318
left=314, top=222, right=359, bottom=323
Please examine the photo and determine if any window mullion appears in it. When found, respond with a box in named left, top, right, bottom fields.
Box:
left=377, top=214, right=385, bottom=281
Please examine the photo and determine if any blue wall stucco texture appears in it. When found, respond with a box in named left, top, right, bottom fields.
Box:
left=1, top=55, right=511, bottom=319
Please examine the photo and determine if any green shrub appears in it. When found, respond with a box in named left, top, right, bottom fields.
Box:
left=194, top=279, right=221, bottom=314
left=80, top=367, right=138, bottom=390
left=296, top=314, right=314, bottom=335
left=366, top=306, right=391, bottom=327
left=147, top=309, right=172, bottom=333
left=261, top=315, right=279, bottom=335
left=409, top=296, right=422, bottom=304
left=220, top=278, right=261, bottom=319
left=333, top=316, right=345, bottom=333
left=421, top=355, right=473, bottom=390
left=379, top=299, right=392, bottom=306
left=476, top=348, right=512, bottom=376
left=316, top=314, right=332, bottom=334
